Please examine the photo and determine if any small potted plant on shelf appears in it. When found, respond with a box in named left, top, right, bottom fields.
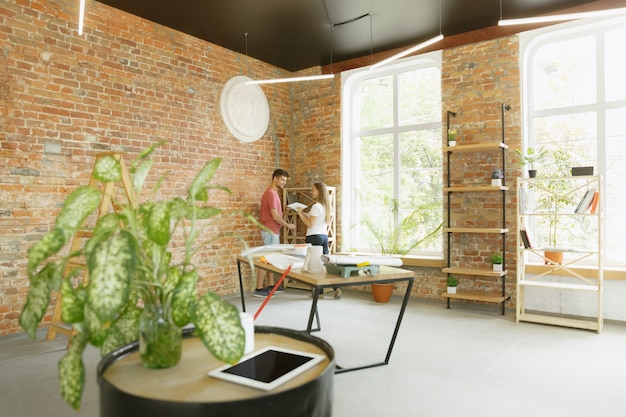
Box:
left=447, top=128, right=458, bottom=147
left=19, top=144, right=256, bottom=409
left=491, top=253, right=504, bottom=272
left=491, top=169, right=504, bottom=186
left=515, top=146, right=547, bottom=178
left=446, top=275, right=458, bottom=294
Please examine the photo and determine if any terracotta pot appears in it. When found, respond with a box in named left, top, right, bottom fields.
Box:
left=544, top=251, right=563, bottom=265
left=371, top=283, right=394, bottom=303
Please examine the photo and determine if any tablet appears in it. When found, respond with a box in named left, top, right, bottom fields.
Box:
left=208, top=346, right=325, bottom=391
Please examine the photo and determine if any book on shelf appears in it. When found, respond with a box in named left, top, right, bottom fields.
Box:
left=520, top=228, right=532, bottom=249
left=589, top=191, right=599, bottom=214
left=574, top=188, right=596, bottom=214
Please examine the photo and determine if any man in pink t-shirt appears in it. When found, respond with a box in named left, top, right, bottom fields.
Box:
left=255, top=169, right=296, bottom=297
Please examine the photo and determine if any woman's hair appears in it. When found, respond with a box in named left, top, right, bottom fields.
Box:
left=313, top=182, right=331, bottom=224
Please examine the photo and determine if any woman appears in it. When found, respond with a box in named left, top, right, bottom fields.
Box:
left=297, top=182, right=341, bottom=299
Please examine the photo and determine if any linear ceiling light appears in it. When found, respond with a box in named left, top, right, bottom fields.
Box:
left=370, top=34, right=444, bottom=70
left=245, top=74, right=335, bottom=85
left=370, top=0, right=444, bottom=70
left=78, top=0, right=85, bottom=35
left=498, top=7, right=626, bottom=26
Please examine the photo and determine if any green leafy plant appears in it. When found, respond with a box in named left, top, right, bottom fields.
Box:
left=20, top=144, right=255, bottom=409
left=447, top=275, right=458, bottom=287
left=447, top=128, right=457, bottom=142
left=515, top=146, right=547, bottom=168
left=490, top=254, right=503, bottom=264
left=361, top=198, right=443, bottom=256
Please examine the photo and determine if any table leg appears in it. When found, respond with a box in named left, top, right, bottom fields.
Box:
left=306, top=288, right=322, bottom=333
left=335, top=278, right=414, bottom=374
left=236, top=260, right=246, bottom=313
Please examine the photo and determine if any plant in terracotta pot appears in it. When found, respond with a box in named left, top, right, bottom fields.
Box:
left=360, top=198, right=443, bottom=302
left=446, top=275, right=458, bottom=294
left=19, top=144, right=254, bottom=409
left=490, top=253, right=504, bottom=272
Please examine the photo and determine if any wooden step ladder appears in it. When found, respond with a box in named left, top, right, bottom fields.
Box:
left=46, top=152, right=136, bottom=346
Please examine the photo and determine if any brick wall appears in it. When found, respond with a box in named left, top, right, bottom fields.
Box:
left=0, top=0, right=309, bottom=335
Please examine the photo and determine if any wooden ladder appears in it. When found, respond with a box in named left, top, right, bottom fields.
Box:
left=46, top=152, right=136, bottom=346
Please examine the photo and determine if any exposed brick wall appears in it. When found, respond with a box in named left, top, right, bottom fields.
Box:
left=0, top=0, right=525, bottom=335
left=441, top=38, right=522, bottom=300
left=0, top=0, right=302, bottom=335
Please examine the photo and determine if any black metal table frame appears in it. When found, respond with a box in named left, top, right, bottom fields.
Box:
left=236, top=257, right=415, bottom=374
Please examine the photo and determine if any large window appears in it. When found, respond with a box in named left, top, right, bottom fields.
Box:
left=522, top=15, right=626, bottom=267
left=341, top=52, right=443, bottom=256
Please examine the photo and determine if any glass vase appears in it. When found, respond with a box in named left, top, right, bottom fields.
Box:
left=139, top=304, right=182, bottom=368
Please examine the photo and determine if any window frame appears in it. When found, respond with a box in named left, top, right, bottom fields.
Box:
left=520, top=15, right=626, bottom=267
left=340, top=51, right=443, bottom=257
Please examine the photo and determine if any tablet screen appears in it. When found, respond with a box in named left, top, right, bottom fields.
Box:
left=208, top=346, right=325, bottom=391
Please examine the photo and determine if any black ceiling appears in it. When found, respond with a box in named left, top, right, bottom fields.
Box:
left=97, top=0, right=600, bottom=72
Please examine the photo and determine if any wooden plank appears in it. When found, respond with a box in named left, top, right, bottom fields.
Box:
left=444, top=142, right=508, bottom=153
left=444, top=186, right=509, bottom=192
left=444, top=227, right=508, bottom=234
left=517, top=313, right=599, bottom=332
left=518, top=280, right=598, bottom=291
left=441, top=290, right=507, bottom=304
left=442, top=267, right=506, bottom=277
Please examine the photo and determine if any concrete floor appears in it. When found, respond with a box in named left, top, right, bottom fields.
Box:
left=2, top=288, right=626, bottom=417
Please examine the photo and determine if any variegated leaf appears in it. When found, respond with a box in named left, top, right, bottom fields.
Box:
left=169, top=198, right=187, bottom=221
left=93, top=154, right=122, bottom=183
left=162, top=266, right=182, bottom=298
left=147, top=200, right=171, bottom=245
left=100, top=305, right=141, bottom=356
left=132, top=158, right=153, bottom=195
left=84, top=304, right=109, bottom=347
left=55, top=186, right=102, bottom=231
left=188, top=158, right=221, bottom=202
left=60, top=279, right=85, bottom=324
left=171, top=270, right=198, bottom=327
left=193, top=206, right=221, bottom=220
left=87, top=231, right=135, bottom=323
left=191, top=292, right=244, bottom=365
left=58, top=331, right=87, bottom=410
left=84, top=213, right=122, bottom=255
left=19, top=263, right=57, bottom=338
left=27, top=228, right=67, bottom=274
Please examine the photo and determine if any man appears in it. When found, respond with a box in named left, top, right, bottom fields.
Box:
left=255, top=168, right=296, bottom=297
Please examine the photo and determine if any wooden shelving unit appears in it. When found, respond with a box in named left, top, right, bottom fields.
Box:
left=516, top=175, right=603, bottom=333
left=441, top=104, right=511, bottom=314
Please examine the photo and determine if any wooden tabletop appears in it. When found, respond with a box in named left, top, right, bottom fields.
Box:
left=102, top=332, right=331, bottom=403
left=237, top=254, right=415, bottom=288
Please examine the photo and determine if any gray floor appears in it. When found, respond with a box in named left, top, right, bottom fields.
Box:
left=2, top=288, right=626, bottom=417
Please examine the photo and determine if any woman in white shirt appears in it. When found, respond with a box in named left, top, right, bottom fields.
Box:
left=297, top=182, right=331, bottom=254
left=297, top=182, right=341, bottom=299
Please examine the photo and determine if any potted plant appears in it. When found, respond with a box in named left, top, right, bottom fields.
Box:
left=447, top=128, right=458, bottom=147
left=19, top=144, right=254, bottom=409
left=360, top=198, right=443, bottom=303
left=491, top=169, right=504, bottom=186
left=534, top=148, right=575, bottom=264
left=446, top=275, right=458, bottom=294
left=515, top=146, right=547, bottom=178
left=490, top=253, right=504, bottom=272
